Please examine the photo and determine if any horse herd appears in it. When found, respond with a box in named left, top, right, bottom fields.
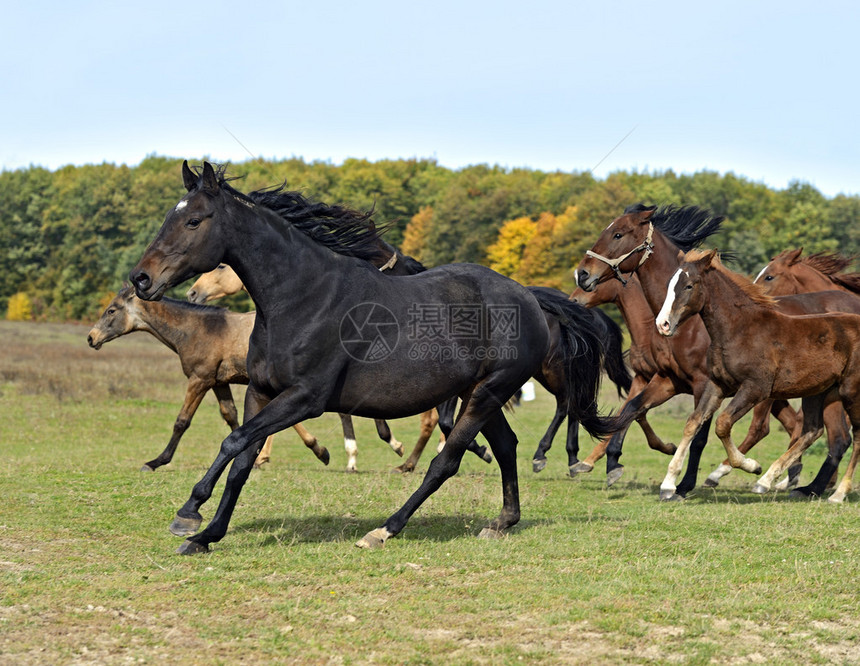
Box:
left=86, top=160, right=860, bottom=556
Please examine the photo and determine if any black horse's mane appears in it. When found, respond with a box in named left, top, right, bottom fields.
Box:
left=198, top=164, right=390, bottom=263
left=624, top=202, right=724, bottom=251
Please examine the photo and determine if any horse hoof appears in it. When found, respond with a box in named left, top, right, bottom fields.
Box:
left=606, top=467, right=624, bottom=488
left=140, top=464, right=155, bottom=472
left=702, top=478, right=719, bottom=488
left=478, top=527, right=504, bottom=539
left=176, top=539, right=209, bottom=556
left=659, top=489, right=681, bottom=501
left=569, top=461, right=594, bottom=477
left=827, top=494, right=846, bottom=504
left=253, top=457, right=269, bottom=470
left=393, top=443, right=404, bottom=457
left=789, top=487, right=816, bottom=499
left=319, top=448, right=330, bottom=466
left=169, top=514, right=202, bottom=537
left=751, top=483, right=769, bottom=495
left=346, top=467, right=358, bottom=474
left=532, top=459, right=547, bottom=473
left=478, top=446, right=493, bottom=464
left=355, top=527, right=390, bottom=549
left=392, top=464, right=414, bottom=474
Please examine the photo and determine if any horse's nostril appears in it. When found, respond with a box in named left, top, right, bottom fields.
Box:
left=131, top=270, right=151, bottom=292
left=87, top=335, right=93, bottom=346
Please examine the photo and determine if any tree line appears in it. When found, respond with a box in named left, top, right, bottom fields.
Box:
left=2, top=154, right=858, bottom=321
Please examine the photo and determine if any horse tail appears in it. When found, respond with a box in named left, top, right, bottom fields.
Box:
left=591, top=309, right=632, bottom=398
left=527, top=287, right=621, bottom=440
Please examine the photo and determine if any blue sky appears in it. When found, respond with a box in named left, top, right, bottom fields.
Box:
left=3, top=0, right=858, bottom=196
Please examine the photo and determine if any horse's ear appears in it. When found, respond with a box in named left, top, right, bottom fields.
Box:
left=677, top=249, right=686, bottom=263
left=787, top=248, right=804, bottom=265
left=182, top=160, right=197, bottom=191
left=703, top=248, right=718, bottom=265
left=201, top=161, right=219, bottom=194
left=639, top=207, right=655, bottom=223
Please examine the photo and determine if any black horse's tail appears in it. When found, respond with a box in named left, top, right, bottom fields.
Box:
left=591, top=308, right=632, bottom=398
left=527, top=287, right=623, bottom=440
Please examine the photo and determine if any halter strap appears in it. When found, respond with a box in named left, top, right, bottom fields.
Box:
left=584, top=222, right=654, bottom=285
left=378, top=252, right=398, bottom=272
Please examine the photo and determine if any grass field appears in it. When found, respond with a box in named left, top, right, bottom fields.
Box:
left=2, top=320, right=859, bottom=665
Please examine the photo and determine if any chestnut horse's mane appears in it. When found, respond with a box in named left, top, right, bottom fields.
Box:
left=798, top=251, right=860, bottom=294
left=688, top=249, right=777, bottom=308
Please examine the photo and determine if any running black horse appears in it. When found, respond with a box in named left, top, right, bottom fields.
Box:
left=129, top=161, right=618, bottom=554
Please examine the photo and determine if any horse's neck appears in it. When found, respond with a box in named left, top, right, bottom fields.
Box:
left=698, top=270, right=764, bottom=342
left=613, top=281, right=659, bottom=349
left=134, top=300, right=192, bottom=355
left=794, top=266, right=846, bottom=294
left=631, top=234, right=682, bottom=314
left=225, top=212, right=355, bottom=319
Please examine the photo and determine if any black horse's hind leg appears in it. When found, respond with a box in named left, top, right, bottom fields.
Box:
left=437, top=396, right=492, bottom=464
left=675, top=416, right=713, bottom=497
left=356, top=378, right=522, bottom=549
left=479, top=410, right=520, bottom=537
left=564, top=418, right=580, bottom=469
left=532, top=401, right=567, bottom=473
left=792, top=403, right=852, bottom=498
left=374, top=419, right=404, bottom=457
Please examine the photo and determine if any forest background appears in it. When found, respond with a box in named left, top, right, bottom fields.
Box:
left=2, top=154, right=859, bottom=321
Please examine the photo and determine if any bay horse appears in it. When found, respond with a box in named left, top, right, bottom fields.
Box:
left=575, top=204, right=855, bottom=498
left=655, top=249, right=860, bottom=503
left=87, top=287, right=327, bottom=471
left=129, top=161, right=618, bottom=554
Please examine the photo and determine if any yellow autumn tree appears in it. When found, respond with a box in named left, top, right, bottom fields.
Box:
left=486, top=216, right=537, bottom=282
left=518, top=211, right=563, bottom=288
left=401, top=206, right=433, bottom=263
left=6, top=292, right=32, bottom=321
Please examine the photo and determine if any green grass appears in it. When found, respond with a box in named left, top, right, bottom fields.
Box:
left=1, top=320, right=859, bottom=665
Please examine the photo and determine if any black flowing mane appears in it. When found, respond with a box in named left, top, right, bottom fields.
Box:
left=624, top=203, right=724, bottom=251
left=195, top=164, right=390, bottom=263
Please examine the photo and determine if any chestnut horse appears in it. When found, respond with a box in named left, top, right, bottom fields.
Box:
left=755, top=248, right=860, bottom=296
left=87, top=287, right=326, bottom=471
left=129, top=161, right=618, bottom=554
left=655, top=249, right=860, bottom=503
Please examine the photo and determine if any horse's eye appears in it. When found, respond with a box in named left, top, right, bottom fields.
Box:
left=613, top=233, right=623, bottom=240
left=217, top=264, right=226, bottom=270
left=186, top=218, right=202, bottom=229
left=764, top=275, right=773, bottom=281
left=684, top=284, right=693, bottom=290
left=107, top=308, right=115, bottom=315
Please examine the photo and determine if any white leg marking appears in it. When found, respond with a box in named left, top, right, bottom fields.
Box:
left=344, top=438, right=357, bottom=472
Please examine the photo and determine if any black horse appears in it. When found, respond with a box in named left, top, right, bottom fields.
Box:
left=130, top=161, right=619, bottom=554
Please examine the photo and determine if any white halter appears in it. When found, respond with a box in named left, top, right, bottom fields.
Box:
left=584, top=222, right=654, bottom=285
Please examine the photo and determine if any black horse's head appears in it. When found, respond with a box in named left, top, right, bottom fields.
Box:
left=130, top=161, right=231, bottom=300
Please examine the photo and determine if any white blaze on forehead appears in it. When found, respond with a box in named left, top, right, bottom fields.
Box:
left=175, top=200, right=188, bottom=212
left=656, top=268, right=684, bottom=328
left=605, top=220, right=615, bottom=231
left=753, top=263, right=770, bottom=283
